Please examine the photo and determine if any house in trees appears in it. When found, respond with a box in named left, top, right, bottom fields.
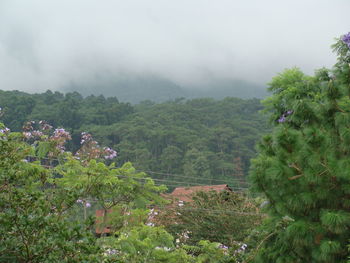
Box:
left=165, top=184, right=232, bottom=203
left=149, top=184, right=233, bottom=226
left=95, top=184, right=232, bottom=235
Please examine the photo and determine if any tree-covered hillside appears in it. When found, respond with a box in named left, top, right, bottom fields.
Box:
left=0, top=90, right=269, bottom=188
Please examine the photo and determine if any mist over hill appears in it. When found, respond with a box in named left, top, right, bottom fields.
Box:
left=62, top=73, right=267, bottom=104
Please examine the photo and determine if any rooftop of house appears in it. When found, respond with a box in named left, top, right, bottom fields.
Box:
left=94, top=184, right=232, bottom=234
left=95, top=209, right=112, bottom=235
left=167, top=184, right=232, bottom=202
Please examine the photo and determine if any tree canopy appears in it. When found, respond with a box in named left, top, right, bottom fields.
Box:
left=0, top=92, right=269, bottom=189
left=250, top=34, right=350, bottom=262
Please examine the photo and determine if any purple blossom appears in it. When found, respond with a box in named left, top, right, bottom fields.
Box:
left=0, top=127, right=10, bottom=134
left=233, top=243, right=247, bottom=255
left=53, top=128, right=71, bottom=139
left=76, top=199, right=91, bottom=207
left=39, top=120, right=53, bottom=131
left=80, top=132, right=93, bottom=145
left=103, top=147, right=117, bottom=159
left=0, top=127, right=10, bottom=140
left=277, top=116, right=286, bottom=123
left=277, top=110, right=293, bottom=123
left=56, top=144, right=66, bottom=153
left=32, top=130, right=44, bottom=137
left=104, top=248, right=119, bottom=256
left=23, top=132, right=32, bottom=139
left=23, top=130, right=43, bottom=139
left=23, top=121, right=35, bottom=132
left=218, top=244, right=229, bottom=250
left=341, top=32, right=350, bottom=48
left=51, top=128, right=71, bottom=151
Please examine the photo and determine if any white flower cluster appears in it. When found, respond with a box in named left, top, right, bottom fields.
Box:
left=103, top=248, right=119, bottom=256
left=0, top=127, right=10, bottom=139
left=103, top=147, right=117, bottom=159
left=155, top=247, right=171, bottom=251
left=0, top=127, right=10, bottom=141
left=52, top=128, right=71, bottom=140
left=233, top=243, right=247, bottom=255
left=146, top=208, right=159, bottom=226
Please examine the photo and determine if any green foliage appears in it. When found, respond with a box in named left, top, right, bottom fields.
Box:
left=100, top=225, right=241, bottom=263
left=55, top=158, right=166, bottom=210
left=87, top=97, right=268, bottom=188
left=250, top=36, right=350, bottom=262
left=159, top=191, right=262, bottom=247
left=0, top=122, right=168, bottom=262
left=0, top=122, right=241, bottom=262
left=183, top=240, right=236, bottom=263
left=0, top=127, right=100, bottom=262
left=0, top=92, right=269, bottom=188
left=101, top=225, right=190, bottom=262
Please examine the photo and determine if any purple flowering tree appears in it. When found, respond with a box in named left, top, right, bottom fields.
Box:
left=20, top=121, right=118, bottom=165
left=75, top=132, right=117, bottom=163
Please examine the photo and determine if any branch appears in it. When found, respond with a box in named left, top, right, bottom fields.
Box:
left=288, top=174, right=303, bottom=180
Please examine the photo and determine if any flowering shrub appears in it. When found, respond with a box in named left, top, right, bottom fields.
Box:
left=0, top=121, right=167, bottom=262
left=0, top=126, right=10, bottom=138
left=75, top=132, right=117, bottom=163
left=19, top=120, right=118, bottom=164
left=277, top=110, right=293, bottom=123
left=342, top=32, right=350, bottom=48
left=0, top=123, right=101, bottom=262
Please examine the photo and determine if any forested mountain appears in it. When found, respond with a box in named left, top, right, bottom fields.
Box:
left=62, top=73, right=267, bottom=103
left=0, top=89, right=269, bottom=189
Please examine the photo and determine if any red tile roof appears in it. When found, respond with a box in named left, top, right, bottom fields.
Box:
left=95, top=209, right=112, bottom=234
left=94, top=185, right=232, bottom=234
left=169, top=184, right=231, bottom=202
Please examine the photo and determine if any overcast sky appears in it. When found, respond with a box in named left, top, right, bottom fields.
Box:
left=0, top=0, right=349, bottom=93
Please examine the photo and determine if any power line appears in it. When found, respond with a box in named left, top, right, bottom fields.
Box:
left=135, top=169, right=250, bottom=184
left=98, top=174, right=249, bottom=190
left=166, top=207, right=262, bottom=216
left=153, top=183, right=249, bottom=191
left=26, top=155, right=250, bottom=184
left=25, top=155, right=250, bottom=189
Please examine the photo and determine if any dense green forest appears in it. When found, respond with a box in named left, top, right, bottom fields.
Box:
left=0, top=90, right=269, bottom=189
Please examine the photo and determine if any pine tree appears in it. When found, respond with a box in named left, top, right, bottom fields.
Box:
left=250, top=33, right=350, bottom=262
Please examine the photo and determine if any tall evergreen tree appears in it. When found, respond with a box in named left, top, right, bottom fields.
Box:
left=250, top=33, right=350, bottom=262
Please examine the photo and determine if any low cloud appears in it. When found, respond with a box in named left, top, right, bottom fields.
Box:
left=0, top=0, right=349, bottom=93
